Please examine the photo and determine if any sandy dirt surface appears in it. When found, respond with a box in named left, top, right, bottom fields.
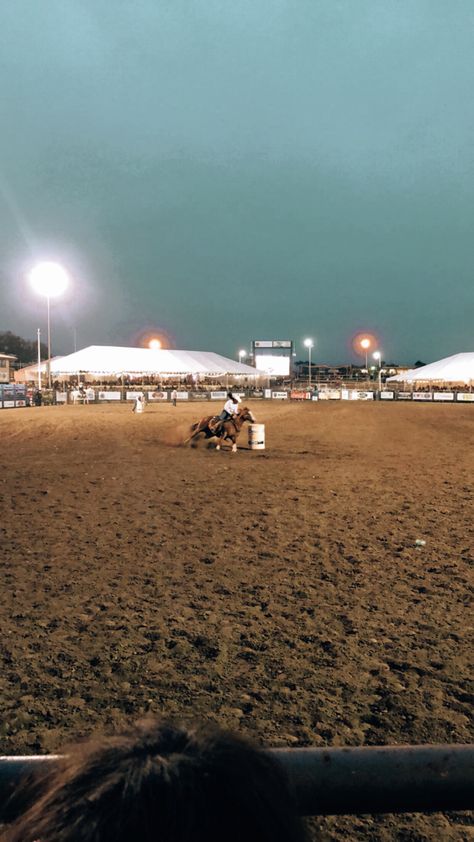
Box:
left=0, top=401, right=473, bottom=840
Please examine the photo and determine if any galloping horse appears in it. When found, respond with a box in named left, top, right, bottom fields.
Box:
left=188, top=407, right=256, bottom=452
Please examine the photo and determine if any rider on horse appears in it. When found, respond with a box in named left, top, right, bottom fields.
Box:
left=210, top=392, right=241, bottom=435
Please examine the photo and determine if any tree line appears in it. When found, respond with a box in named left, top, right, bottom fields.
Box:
left=0, top=331, right=48, bottom=366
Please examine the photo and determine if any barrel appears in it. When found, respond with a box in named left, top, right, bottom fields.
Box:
left=248, top=423, right=265, bottom=450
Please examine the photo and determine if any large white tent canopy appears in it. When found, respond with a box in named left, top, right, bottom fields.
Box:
left=19, top=345, right=264, bottom=378
left=387, top=353, right=474, bottom=385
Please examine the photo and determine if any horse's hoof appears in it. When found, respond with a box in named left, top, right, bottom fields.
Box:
left=232, top=445, right=237, bottom=453
left=216, top=445, right=220, bottom=451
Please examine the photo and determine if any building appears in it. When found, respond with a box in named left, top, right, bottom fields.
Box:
left=0, top=353, right=16, bottom=384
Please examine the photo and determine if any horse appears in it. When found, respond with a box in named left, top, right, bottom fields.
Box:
left=187, top=407, right=256, bottom=452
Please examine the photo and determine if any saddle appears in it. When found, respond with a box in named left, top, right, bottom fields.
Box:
left=208, top=416, right=222, bottom=435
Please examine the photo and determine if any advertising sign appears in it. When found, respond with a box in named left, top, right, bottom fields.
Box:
left=55, top=392, right=67, bottom=403
left=456, top=392, right=474, bottom=402
left=413, top=393, right=432, bottom=401
left=318, top=389, right=341, bottom=400
left=380, top=391, right=395, bottom=400
left=290, top=390, right=311, bottom=400
left=126, top=391, right=144, bottom=400
left=147, top=391, right=168, bottom=401
left=176, top=391, right=189, bottom=400
left=264, top=389, right=272, bottom=399
left=397, top=392, right=412, bottom=400
left=98, top=391, right=121, bottom=400
left=211, top=391, right=227, bottom=400
left=271, top=391, right=288, bottom=399
left=433, top=392, right=454, bottom=401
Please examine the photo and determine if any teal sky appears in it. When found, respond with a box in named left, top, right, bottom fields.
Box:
left=1, top=1, right=473, bottom=363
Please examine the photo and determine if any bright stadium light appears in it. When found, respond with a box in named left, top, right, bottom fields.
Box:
left=29, top=262, right=70, bottom=389
left=303, top=338, right=314, bottom=388
left=238, top=349, right=247, bottom=363
left=149, top=338, right=162, bottom=350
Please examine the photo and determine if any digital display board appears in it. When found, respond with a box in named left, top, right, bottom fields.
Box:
left=254, top=354, right=291, bottom=376
left=252, top=340, right=293, bottom=376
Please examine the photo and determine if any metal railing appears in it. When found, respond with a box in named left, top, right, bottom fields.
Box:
left=0, top=744, right=472, bottom=819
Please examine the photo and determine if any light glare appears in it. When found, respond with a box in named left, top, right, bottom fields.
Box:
left=148, top=338, right=162, bottom=350
left=29, top=262, right=69, bottom=298
left=304, top=338, right=314, bottom=348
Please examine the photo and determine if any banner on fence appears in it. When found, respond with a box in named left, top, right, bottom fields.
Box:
left=55, top=392, right=67, bottom=403
left=318, top=389, right=341, bottom=400
left=290, top=390, right=311, bottom=400
left=126, top=391, right=144, bottom=400
left=433, top=392, right=454, bottom=401
left=413, top=393, right=432, bottom=400
left=380, top=391, right=395, bottom=400
left=398, top=392, right=412, bottom=400
left=272, top=391, right=288, bottom=399
left=264, top=389, right=272, bottom=399
left=98, top=391, right=121, bottom=400
left=191, top=392, right=209, bottom=400
left=211, top=391, right=227, bottom=400
left=147, top=391, right=168, bottom=401
left=457, top=392, right=474, bottom=402
left=176, top=391, right=189, bottom=400
left=0, top=384, right=28, bottom=409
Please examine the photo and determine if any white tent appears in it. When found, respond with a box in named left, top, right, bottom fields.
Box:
left=17, top=346, right=264, bottom=379
left=387, top=353, right=474, bottom=385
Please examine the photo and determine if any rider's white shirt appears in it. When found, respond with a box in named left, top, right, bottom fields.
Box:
left=224, top=398, right=240, bottom=415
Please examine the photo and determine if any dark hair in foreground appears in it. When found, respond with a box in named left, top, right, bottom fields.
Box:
left=4, top=719, right=307, bottom=842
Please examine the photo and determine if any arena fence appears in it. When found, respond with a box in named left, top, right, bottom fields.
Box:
left=0, top=744, right=472, bottom=819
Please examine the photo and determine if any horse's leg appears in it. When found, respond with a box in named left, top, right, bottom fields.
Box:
left=184, top=421, right=202, bottom=445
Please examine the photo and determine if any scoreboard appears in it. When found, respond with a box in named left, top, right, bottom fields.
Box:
left=252, top=340, right=294, bottom=376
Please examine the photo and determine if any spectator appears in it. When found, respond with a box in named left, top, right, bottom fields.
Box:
left=4, top=719, right=307, bottom=842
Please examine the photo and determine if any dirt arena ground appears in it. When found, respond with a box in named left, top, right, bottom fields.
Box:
left=0, top=400, right=472, bottom=840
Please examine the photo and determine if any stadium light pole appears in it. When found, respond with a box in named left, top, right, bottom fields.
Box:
left=29, top=262, right=70, bottom=389
left=373, top=351, right=382, bottom=391
left=238, top=349, right=247, bottom=364
left=37, top=328, right=42, bottom=390
left=304, top=338, right=314, bottom=389
left=360, top=337, right=371, bottom=371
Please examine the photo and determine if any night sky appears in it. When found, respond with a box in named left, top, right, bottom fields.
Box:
left=1, top=1, right=473, bottom=364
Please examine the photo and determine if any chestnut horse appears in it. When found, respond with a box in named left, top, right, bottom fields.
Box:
left=188, top=407, right=256, bottom=452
